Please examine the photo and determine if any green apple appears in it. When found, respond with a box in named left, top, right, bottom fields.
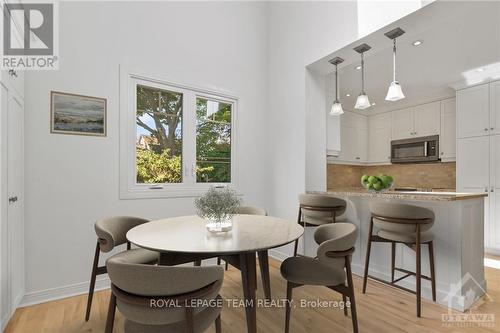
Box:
left=380, top=175, right=391, bottom=187
left=373, top=182, right=382, bottom=191
left=368, top=176, right=377, bottom=184
left=361, top=174, right=369, bottom=184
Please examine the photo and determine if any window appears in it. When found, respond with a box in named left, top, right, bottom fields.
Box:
left=120, top=67, right=238, bottom=199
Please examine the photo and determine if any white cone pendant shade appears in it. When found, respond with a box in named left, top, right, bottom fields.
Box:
left=384, top=27, right=406, bottom=102
left=355, top=93, right=371, bottom=109
left=353, top=44, right=371, bottom=110
left=328, top=57, right=345, bottom=116
left=386, top=81, right=405, bottom=101
left=330, top=101, right=344, bottom=115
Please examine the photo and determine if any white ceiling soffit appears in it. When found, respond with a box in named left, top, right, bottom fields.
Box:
left=309, top=1, right=500, bottom=114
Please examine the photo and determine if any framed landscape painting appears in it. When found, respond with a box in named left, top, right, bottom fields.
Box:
left=50, top=91, right=107, bottom=136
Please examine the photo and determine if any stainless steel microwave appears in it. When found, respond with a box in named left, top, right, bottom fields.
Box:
left=391, top=135, right=439, bottom=164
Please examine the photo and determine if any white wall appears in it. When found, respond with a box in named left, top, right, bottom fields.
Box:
left=23, top=1, right=269, bottom=301
left=266, top=1, right=359, bottom=258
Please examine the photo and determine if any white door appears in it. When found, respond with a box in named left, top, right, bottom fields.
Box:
left=414, top=101, right=441, bottom=137
left=7, top=93, right=24, bottom=310
left=391, top=108, right=414, bottom=140
left=0, top=83, right=9, bottom=326
left=440, top=98, right=456, bottom=161
left=490, top=80, right=500, bottom=136
left=457, top=83, right=490, bottom=138
left=490, top=135, right=500, bottom=249
left=368, top=113, right=391, bottom=163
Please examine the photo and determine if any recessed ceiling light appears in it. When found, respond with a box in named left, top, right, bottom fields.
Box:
left=476, top=68, right=485, bottom=72
left=371, top=102, right=376, bottom=106
left=355, top=65, right=362, bottom=70
left=412, top=40, right=423, bottom=46
left=346, top=94, right=351, bottom=97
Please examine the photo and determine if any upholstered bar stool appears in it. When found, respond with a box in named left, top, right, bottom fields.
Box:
left=293, top=194, right=347, bottom=256
left=105, top=250, right=224, bottom=333
left=85, top=216, right=159, bottom=321
left=362, top=202, right=436, bottom=317
left=281, top=223, right=359, bottom=333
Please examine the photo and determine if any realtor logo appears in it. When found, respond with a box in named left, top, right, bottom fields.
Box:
left=1, top=2, right=58, bottom=69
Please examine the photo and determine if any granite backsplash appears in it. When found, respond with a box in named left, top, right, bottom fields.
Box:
left=327, top=162, right=456, bottom=190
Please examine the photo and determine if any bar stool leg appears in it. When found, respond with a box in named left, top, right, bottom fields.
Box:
left=428, top=241, right=437, bottom=302
left=362, top=217, right=374, bottom=294
left=416, top=225, right=422, bottom=317
left=293, top=208, right=302, bottom=256
left=391, top=242, right=396, bottom=282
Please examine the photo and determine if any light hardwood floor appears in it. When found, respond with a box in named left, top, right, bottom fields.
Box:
left=5, top=257, right=500, bottom=333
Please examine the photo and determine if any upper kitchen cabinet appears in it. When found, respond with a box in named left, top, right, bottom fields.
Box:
left=414, top=101, right=441, bottom=137
left=440, top=98, right=456, bottom=161
left=490, top=80, right=500, bottom=136
left=391, top=101, right=441, bottom=140
left=368, top=112, right=391, bottom=164
left=326, top=113, right=341, bottom=156
left=457, top=83, right=490, bottom=138
left=391, top=108, right=414, bottom=140
left=329, top=111, right=367, bottom=164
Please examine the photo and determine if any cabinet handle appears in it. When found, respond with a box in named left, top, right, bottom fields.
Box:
left=485, top=187, right=488, bottom=192
left=356, top=157, right=360, bottom=160
left=8, top=196, right=17, bottom=203
left=441, top=152, right=444, bottom=155
left=491, top=127, right=495, bottom=131
left=492, top=187, right=495, bottom=193
left=485, top=128, right=489, bottom=132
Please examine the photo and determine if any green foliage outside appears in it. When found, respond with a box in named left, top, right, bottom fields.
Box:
left=135, top=85, right=231, bottom=184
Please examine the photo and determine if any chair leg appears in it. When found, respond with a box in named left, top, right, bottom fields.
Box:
left=215, top=314, right=222, bottom=333
left=293, top=239, right=299, bottom=257
left=293, top=207, right=302, bottom=256
left=194, top=260, right=201, bottom=266
left=285, top=282, right=294, bottom=333
left=185, top=306, right=194, bottom=333
left=105, top=292, right=116, bottom=333
left=416, top=226, right=422, bottom=317
left=362, top=218, right=374, bottom=294
left=85, top=242, right=100, bottom=321
left=342, top=295, right=348, bottom=316
left=225, top=261, right=229, bottom=271
left=391, top=242, right=396, bottom=282
left=346, top=259, right=359, bottom=333
left=217, top=257, right=221, bottom=265
left=428, top=241, right=437, bottom=302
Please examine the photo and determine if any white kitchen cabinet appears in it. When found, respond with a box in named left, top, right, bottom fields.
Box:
left=391, top=108, right=414, bottom=140
left=490, top=80, right=500, bottom=136
left=333, top=111, right=367, bottom=164
left=457, top=83, right=490, bottom=138
left=457, top=136, right=489, bottom=190
left=326, top=114, right=340, bottom=156
left=440, top=98, right=456, bottom=161
left=490, top=135, right=500, bottom=248
left=368, top=112, right=392, bottom=164
left=414, top=101, right=441, bottom=137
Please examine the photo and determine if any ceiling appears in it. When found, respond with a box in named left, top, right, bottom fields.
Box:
left=309, top=1, right=500, bottom=114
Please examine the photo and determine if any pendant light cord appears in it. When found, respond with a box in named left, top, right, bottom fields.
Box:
left=361, top=52, right=365, bottom=94
left=393, top=38, right=397, bottom=82
left=335, top=64, right=339, bottom=102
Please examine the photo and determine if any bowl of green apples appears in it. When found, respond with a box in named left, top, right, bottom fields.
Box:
left=361, top=174, right=393, bottom=192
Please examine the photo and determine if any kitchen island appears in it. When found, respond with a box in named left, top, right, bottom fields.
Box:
left=309, top=189, right=487, bottom=311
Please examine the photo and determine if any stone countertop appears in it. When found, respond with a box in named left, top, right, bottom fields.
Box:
left=311, top=188, right=488, bottom=202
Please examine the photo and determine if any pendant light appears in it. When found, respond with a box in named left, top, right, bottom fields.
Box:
left=385, top=27, right=406, bottom=101
left=328, top=57, right=344, bottom=115
left=353, top=43, right=372, bottom=109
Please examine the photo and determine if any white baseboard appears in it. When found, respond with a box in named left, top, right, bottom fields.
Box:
left=20, top=276, right=110, bottom=308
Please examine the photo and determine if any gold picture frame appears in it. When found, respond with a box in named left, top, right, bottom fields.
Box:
left=50, top=91, right=107, bottom=136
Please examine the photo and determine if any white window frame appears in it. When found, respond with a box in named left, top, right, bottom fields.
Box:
left=119, top=66, right=239, bottom=199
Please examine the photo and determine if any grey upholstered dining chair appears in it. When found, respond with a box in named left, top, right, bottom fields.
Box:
left=363, top=202, right=436, bottom=317
left=85, top=216, right=159, bottom=321
left=216, top=206, right=272, bottom=299
left=105, top=250, right=224, bottom=333
left=281, top=222, right=359, bottom=333
left=293, top=193, right=347, bottom=256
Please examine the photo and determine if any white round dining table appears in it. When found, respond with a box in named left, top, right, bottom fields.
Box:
left=127, top=214, right=304, bottom=333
